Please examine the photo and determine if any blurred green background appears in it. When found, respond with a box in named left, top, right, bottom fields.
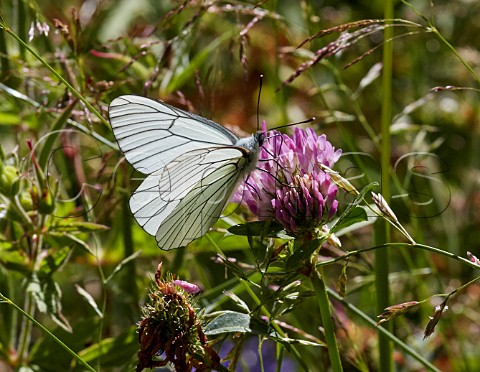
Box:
left=1, top=0, right=480, bottom=370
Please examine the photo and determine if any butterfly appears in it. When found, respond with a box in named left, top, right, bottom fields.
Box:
left=109, top=95, right=264, bottom=250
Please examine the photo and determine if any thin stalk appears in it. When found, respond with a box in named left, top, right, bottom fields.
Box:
left=0, top=292, right=95, bottom=371
left=375, top=0, right=394, bottom=370
left=240, top=280, right=310, bottom=372
left=316, top=242, right=480, bottom=271
left=120, top=192, right=138, bottom=306
left=429, top=27, right=480, bottom=85
left=206, top=234, right=309, bottom=370
left=0, top=21, right=109, bottom=127
left=16, top=292, right=33, bottom=363
left=0, top=22, right=10, bottom=75
left=16, top=0, right=27, bottom=60
left=327, top=288, right=440, bottom=372
left=311, top=268, right=343, bottom=372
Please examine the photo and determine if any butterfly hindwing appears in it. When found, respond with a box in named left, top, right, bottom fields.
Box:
left=129, top=146, right=249, bottom=249
left=156, top=150, right=249, bottom=249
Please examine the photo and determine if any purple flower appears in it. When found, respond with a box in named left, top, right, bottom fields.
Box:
left=236, top=124, right=342, bottom=235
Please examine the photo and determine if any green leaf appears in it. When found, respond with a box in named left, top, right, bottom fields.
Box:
left=224, top=292, right=250, bottom=313
left=105, top=250, right=142, bottom=284
left=204, top=311, right=276, bottom=337
left=0, top=112, right=20, bottom=125
left=75, top=284, right=103, bottom=318
left=38, top=247, right=71, bottom=276
left=52, top=220, right=110, bottom=233
left=330, top=182, right=378, bottom=234
left=228, top=220, right=288, bottom=238
left=286, top=238, right=325, bottom=270
left=27, top=274, right=72, bottom=332
left=77, top=326, right=138, bottom=368
left=0, top=247, right=30, bottom=274
left=329, top=206, right=368, bottom=233
left=45, top=231, right=93, bottom=255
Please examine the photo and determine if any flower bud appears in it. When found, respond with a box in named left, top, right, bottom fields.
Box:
left=38, top=187, right=55, bottom=214
left=0, top=165, right=20, bottom=196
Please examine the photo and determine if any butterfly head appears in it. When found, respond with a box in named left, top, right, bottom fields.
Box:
left=255, top=131, right=265, bottom=147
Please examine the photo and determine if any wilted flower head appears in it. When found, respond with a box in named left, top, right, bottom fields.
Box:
left=237, top=124, right=342, bottom=235
left=137, top=263, right=218, bottom=371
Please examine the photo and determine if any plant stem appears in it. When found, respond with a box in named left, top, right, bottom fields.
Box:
left=0, top=292, right=95, bottom=371
left=16, top=292, right=33, bottom=363
left=375, top=0, right=394, bottom=370
left=316, top=242, right=480, bottom=271
left=326, top=288, right=440, bottom=372
left=240, top=280, right=310, bottom=372
left=0, top=21, right=108, bottom=127
left=311, top=267, right=343, bottom=372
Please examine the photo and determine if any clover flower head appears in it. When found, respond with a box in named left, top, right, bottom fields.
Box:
left=136, top=264, right=218, bottom=371
left=237, top=124, right=342, bottom=235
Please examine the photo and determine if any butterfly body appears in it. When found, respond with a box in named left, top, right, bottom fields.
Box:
left=109, top=95, right=262, bottom=250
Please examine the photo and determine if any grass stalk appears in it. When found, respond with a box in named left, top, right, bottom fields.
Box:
left=327, top=288, right=440, bottom=372
left=0, top=292, right=95, bottom=371
left=311, top=267, right=343, bottom=372
left=375, top=0, right=394, bottom=370
left=0, top=20, right=108, bottom=127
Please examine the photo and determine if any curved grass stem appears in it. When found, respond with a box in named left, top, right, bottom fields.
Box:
left=0, top=292, right=95, bottom=371
left=311, top=267, right=343, bottom=372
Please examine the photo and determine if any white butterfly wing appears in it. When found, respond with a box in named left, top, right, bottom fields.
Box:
left=109, top=95, right=261, bottom=250
left=129, top=147, right=246, bottom=242
left=109, top=95, right=239, bottom=174
left=153, top=148, right=250, bottom=250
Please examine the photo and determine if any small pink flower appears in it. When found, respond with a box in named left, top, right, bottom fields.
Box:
left=173, top=280, right=200, bottom=294
left=236, top=124, right=341, bottom=235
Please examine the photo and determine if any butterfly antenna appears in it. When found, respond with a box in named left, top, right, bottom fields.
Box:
left=271, top=117, right=316, bottom=132
left=256, top=74, right=264, bottom=131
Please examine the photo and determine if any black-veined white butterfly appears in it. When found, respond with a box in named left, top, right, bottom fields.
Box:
left=109, top=95, right=264, bottom=250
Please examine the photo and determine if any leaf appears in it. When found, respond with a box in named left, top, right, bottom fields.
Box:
left=330, top=182, right=378, bottom=234
left=38, top=247, right=70, bottom=276
left=0, top=112, right=20, bottom=125
left=0, top=248, right=30, bottom=274
left=271, top=337, right=326, bottom=347
left=77, top=327, right=138, bottom=367
left=355, top=62, right=382, bottom=96
left=224, top=292, right=250, bottom=313
left=52, top=220, right=110, bottom=233
left=228, top=220, right=288, bottom=238
left=329, top=206, right=368, bottom=233
left=75, top=284, right=103, bottom=318
left=204, top=311, right=276, bottom=337
left=105, top=250, right=142, bottom=284
left=45, top=231, right=93, bottom=255
left=286, top=238, right=325, bottom=270
left=27, top=274, right=72, bottom=332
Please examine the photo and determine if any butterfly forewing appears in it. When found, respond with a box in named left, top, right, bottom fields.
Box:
left=109, top=95, right=239, bottom=174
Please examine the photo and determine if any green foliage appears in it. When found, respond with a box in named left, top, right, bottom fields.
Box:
left=0, top=0, right=480, bottom=371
